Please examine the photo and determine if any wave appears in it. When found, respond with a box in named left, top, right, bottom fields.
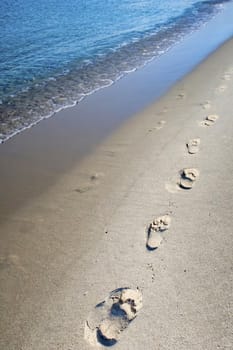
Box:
left=0, top=0, right=231, bottom=143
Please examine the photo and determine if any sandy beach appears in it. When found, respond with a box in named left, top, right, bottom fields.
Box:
left=0, top=35, right=233, bottom=350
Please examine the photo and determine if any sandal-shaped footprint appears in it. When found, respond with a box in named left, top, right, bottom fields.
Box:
left=179, top=168, right=199, bottom=189
left=84, top=287, right=143, bottom=347
left=146, top=215, right=171, bottom=250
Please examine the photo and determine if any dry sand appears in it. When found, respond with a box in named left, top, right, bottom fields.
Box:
left=0, top=38, right=233, bottom=349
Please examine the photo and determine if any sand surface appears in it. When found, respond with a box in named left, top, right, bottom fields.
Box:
left=0, top=39, right=233, bottom=349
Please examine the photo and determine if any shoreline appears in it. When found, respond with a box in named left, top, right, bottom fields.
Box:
left=1, top=35, right=233, bottom=350
left=1, top=0, right=233, bottom=146
left=1, top=0, right=233, bottom=145
left=1, top=28, right=233, bottom=223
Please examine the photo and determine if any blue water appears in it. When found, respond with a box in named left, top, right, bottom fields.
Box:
left=0, top=0, right=232, bottom=142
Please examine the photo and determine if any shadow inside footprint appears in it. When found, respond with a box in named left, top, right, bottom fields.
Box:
left=90, top=172, right=104, bottom=181
left=97, top=328, right=117, bottom=347
left=84, top=287, right=143, bottom=347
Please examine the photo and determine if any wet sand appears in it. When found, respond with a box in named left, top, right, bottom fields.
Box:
left=1, top=6, right=233, bottom=224
left=0, top=37, right=233, bottom=349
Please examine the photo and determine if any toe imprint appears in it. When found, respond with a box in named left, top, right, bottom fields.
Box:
left=151, top=215, right=171, bottom=231
left=186, top=138, right=200, bottom=154
left=179, top=168, right=199, bottom=189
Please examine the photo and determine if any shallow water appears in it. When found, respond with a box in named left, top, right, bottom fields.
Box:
left=0, top=0, right=233, bottom=142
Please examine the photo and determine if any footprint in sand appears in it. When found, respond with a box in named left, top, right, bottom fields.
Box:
left=90, top=172, right=104, bottom=181
left=186, top=138, right=200, bottom=154
left=148, top=120, right=166, bottom=133
left=157, top=107, right=168, bottom=116
left=215, top=85, right=227, bottom=94
left=200, top=101, right=211, bottom=110
left=84, top=287, right=143, bottom=347
left=222, top=74, right=231, bottom=81
left=176, top=92, right=186, bottom=99
left=74, top=186, right=92, bottom=193
left=155, top=120, right=166, bottom=130
left=75, top=172, right=104, bottom=193
left=200, top=114, right=219, bottom=127
left=179, top=168, right=199, bottom=190
left=146, top=215, right=171, bottom=250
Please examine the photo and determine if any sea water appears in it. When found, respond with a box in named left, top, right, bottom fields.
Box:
left=0, top=0, right=232, bottom=143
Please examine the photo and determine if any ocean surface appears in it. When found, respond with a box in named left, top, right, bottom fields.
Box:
left=0, top=0, right=233, bottom=143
